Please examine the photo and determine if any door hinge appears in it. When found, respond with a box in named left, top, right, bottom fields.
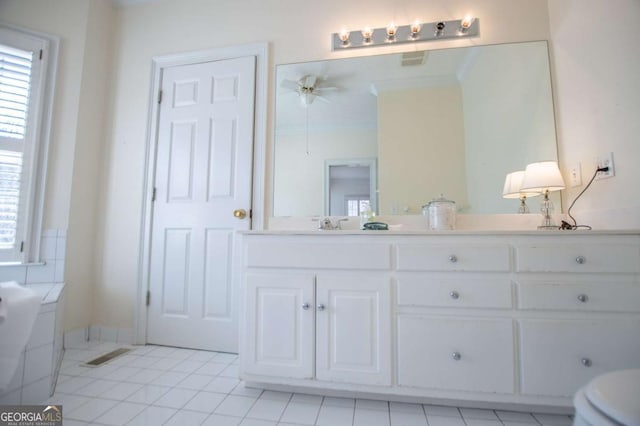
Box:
left=152, top=187, right=157, bottom=202
left=19, top=241, right=24, bottom=253
left=146, top=290, right=151, bottom=306
left=158, top=90, right=163, bottom=104
left=39, top=49, right=43, bottom=60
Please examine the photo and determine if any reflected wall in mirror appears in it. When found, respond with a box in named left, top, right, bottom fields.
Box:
left=273, top=41, right=559, bottom=217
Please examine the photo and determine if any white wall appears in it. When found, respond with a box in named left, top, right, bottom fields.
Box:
left=548, top=0, right=640, bottom=228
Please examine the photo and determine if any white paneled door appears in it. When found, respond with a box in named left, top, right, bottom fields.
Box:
left=147, top=56, right=256, bottom=352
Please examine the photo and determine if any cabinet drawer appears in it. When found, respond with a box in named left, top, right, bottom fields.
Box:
left=515, top=244, right=640, bottom=273
left=517, top=281, right=640, bottom=312
left=397, top=245, right=510, bottom=272
left=245, top=241, right=391, bottom=269
left=397, top=315, right=514, bottom=394
left=397, top=276, right=512, bottom=309
left=519, top=319, right=640, bottom=397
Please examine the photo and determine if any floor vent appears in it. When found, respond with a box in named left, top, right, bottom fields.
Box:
left=84, top=348, right=131, bottom=366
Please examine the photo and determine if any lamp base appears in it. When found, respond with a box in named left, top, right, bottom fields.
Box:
left=537, top=225, right=559, bottom=230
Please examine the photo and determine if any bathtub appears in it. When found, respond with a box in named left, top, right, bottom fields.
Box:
left=0, top=282, right=65, bottom=404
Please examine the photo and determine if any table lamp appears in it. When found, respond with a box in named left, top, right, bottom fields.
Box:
left=502, top=170, right=541, bottom=214
left=520, top=161, right=565, bottom=229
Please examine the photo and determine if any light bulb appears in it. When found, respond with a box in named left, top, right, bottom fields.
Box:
left=410, top=20, right=421, bottom=39
left=338, top=29, right=350, bottom=46
left=459, top=15, right=475, bottom=33
left=361, top=27, right=373, bottom=43
left=386, top=22, right=397, bottom=41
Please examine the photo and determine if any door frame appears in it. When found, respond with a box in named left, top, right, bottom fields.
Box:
left=135, top=43, right=268, bottom=345
left=324, top=158, right=377, bottom=216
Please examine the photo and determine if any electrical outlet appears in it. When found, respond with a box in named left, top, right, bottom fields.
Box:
left=595, top=152, right=615, bottom=180
left=569, top=162, right=582, bottom=187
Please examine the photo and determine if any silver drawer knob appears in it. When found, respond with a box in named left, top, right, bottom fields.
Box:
left=581, top=357, right=592, bottom=367
left=575, top=256, right=586, bottom=264
left=452, top=352, right=461, bottom=361
left=317, top=304, right=325, bottom=311
left=450, top=291, right=460, bottom=300
left=302, top=303, right=310, bottom=310
left=448, top=255, right=458, bottom=263
left=577, top=294, right=589, bottom=303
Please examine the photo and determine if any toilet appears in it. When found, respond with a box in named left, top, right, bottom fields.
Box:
left=573, top=369, right=640, bottom=426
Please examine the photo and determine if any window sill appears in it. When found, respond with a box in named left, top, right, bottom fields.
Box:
left=0, top=261, right=46, bottom=267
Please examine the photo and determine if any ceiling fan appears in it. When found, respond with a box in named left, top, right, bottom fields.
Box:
left=280, top=74, right=338, bottom=106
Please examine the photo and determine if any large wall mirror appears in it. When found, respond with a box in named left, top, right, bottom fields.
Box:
left=273, top=41, right=559, bottom=217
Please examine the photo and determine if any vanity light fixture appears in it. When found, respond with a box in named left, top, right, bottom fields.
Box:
left=331, top=17, right=479, bottom=50
left=502, top=170, right=541, bottom=214
left=520, top=161, right=566, bottom=229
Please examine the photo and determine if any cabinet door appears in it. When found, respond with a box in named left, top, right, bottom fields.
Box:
left=519, top=319, right=640, bottom=397
left=315, top=275, right=391, bottom=385
left=244, top=273, right=314, bottom=379
left=397, top=315, right=514, bottom=394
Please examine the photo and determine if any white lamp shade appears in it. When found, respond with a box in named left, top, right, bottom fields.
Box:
left=502, top=170, right=542, bottom=199
left=520, top=161, right=565, bottom=192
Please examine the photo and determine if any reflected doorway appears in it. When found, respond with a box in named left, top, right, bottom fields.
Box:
left=324, top=159, right=377, bottom=216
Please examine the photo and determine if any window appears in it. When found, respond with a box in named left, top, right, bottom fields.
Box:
left=346, top=197, right=370, bottom=217
left=0, top=25, right=57, bottom=263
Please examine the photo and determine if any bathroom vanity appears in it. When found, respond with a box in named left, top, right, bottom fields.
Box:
left=238, top=230, right=640, bottom=411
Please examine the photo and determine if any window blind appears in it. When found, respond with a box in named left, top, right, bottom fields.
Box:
left=0, top=44, right=33, bottom=140
left=0, top=43, right=32, bottom=250
left=0, top=150, right=22, bottom=248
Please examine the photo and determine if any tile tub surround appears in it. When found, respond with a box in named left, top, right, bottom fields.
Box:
left=0, top=282, right=65, bottom=404
left=47, top=340, right=574, bottom=426
left=0, top=229, right=67, bottom=285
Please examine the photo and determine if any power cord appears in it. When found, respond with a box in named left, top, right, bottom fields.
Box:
left=560, top=166, right=609, bottom=230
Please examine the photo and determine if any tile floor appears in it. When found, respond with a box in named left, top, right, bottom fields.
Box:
left=47, top=340, right=575, bottom=426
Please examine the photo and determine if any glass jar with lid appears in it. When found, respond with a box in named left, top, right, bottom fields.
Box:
left=422, top=194, right=456, bottom=230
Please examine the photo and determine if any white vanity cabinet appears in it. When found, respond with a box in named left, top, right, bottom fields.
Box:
left=239, top=231, right=640, bottom=411
left=241, top=237, right=392, bottom=387
left=515, top=240, right=640, bottom=398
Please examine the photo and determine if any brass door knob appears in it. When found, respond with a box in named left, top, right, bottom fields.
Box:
left=233, top=209, right=247, bottom=219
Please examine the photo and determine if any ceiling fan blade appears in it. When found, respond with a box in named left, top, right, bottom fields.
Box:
left=302, top=75, right=317, bottom=88
left=281, top=79, right=301, bottom=91
left=315, top=86, right=338, bottom=93
left=315, top=94, right=331, bottom=104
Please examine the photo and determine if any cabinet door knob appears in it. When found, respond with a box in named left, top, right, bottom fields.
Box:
left=575, top=256, right=586, bottom=264
left=448, top=255, right=458, bottom=263
left=301, top=303, right=310, bottom=310
left=452, top=352, right=461, bottom=361
left=450, top=291, right=460, bottom=300
left=581, top=357, right=592, bottom=367
left=577, top=294, right=589, bottom=303
left=317, top=304, right=326, bottom=311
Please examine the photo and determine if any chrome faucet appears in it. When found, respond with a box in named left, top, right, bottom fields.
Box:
left=314, top=217, right=349, bottom=230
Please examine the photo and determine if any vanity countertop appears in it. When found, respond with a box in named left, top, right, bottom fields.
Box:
left=240, top=229, right=640, bottom=236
